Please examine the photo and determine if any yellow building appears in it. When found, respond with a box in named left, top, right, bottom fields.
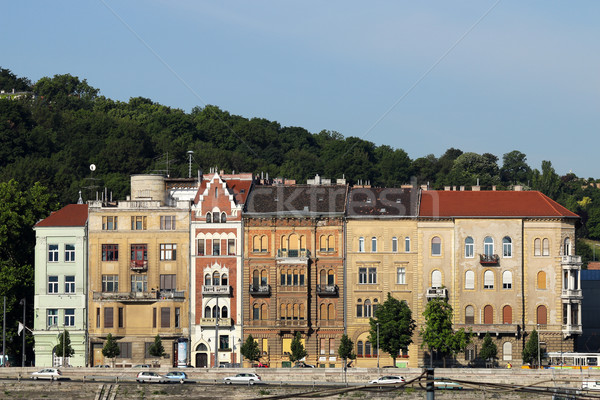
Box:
left=87, top=175, right=192, bottom=366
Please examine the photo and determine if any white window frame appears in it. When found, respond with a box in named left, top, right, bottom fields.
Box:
left=431, top=237, right=441, bottom=256
left=405, top=237, right=410, bottom=252
left=484, top=237, right=494, bottom=257
left=48, top=244, right=59, bottom=262
left=465, top=270, right=475, bottom=289
left=371, top=237, right=377, bottom=253
left=65, top=276, right=75, bottom=293
left=502, top=236, right=512, bottom=258
left=65, top=244, right=75, bottom=262
left=484, top=270, right=494, bottom=289
left=502, top=271, right=512, bottom=289
left=48, top=276, right=59, bottom=294
left=396, top=267, right=406, bottom=284
left=64, top=309, right=75, bottom=327
left=465, top=237, right=474, bottom=258
left=160, top=243, right=177, bottom=260
left=431, top=270, right=442, bottom=288
left=358, top=237, right=364, bottom=252
left=392, top=237, right=398, bottom=253
left=47, top=309, right=58, bottom=327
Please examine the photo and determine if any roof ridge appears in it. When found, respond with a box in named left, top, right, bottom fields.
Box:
left=536, top=191, right=577, bottom=217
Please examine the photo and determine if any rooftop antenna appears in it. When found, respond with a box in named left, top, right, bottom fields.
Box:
left=187, top=151, right=194, bottom=178
left=83, top=164, right=100, bottom=203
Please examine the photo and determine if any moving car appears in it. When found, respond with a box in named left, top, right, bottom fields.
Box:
left=31, top=368, right=62, bottom=380
left=136, top=371, right=166, bottom=383
left=164, top=371, right=193, bottom=384
left=368, top=375, right=405, bottom=385
left=223, top=373, right=262, bottom=385
left=293, top=362, right=315, bottom=368
left=434, top=379, right=462, bottom=390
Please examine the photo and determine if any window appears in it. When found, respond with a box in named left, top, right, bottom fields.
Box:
left=117, top=342, right=131, bottom=358
left=357, top=341, right=363, bottom=357
left=64, top=309, right=75, bottom=326
left=160, top=244, right=177, bottom=260
left=118, top=307, right=124, bottom=328
left=564, top=237, right=571, bottom=256
left=465, top=237, right=474, bottom=258
left=48, top=276, right=58, bottom=293
left=175, top=307, right=180, bottom=328
left=431, top=270, right=442, bottom=288
left=368, top=267, right=377, bottom=284
left=405, top=237, right=410, bottom=252
left=484, top=305, right=493, bottom=324
left=534, top=238, right=541, bottom=256
left=431, top=237, right=441, bottom=256
left=484, top=236, right=494, bottom=257
left=219, top=335, right=230, bottom=350
left=503, top=342, right=513, bottom=361
left=358, top=237, right=364, bottom=252
left=160, top=215, right=176, bottom=230
left=364, top=300, right=372, bottom=318
left=228, top=239, right=235, bottom=255
left=131, top=275, right=147, bottom=292
left=253, top=304, right=260, bottom=320
left=358, top=268, right=367, bottom=284
left=537, top=305, right=547, bottom=325
left=503, top=305, right=512, bottom=324
left=396, top=267, right=406, bottom=284
left=206, top=213, right=211, bottom=223
left=212, top=239, right=220, bottom=256
left=102, top=244, right=118, bottom=261
left=221, top=212, right=227, bottom=223
left=104, top=307, right=114, bottom=328
left=197, top=239, right=205, bottom=256
left=161, top=307, right=170, bottom=328
left=502, top=271, right=512, bottom=289
left=465, top=306, right=474, bottom=324
left=102, top=216, right=117, bottom=230
left=130, top=244, right=147, bottom=262
left=213, top=212, right=220, bottom=223
left=465, top=270, right=475, bottom=289
left=356, top=299, right=363, bottom=318
left=392, top=237, right=398, bottom=252
left=48, top=244, right=59, bottom=262
left=371, top=237, right=377, bottom=252
left=153, top=308, right=157, bottom=328
left=65, top=276, right=75, bottom=293
left=212, top=271, right=220, bottom=286
left=160, top=274, right=176, bottom=290
left=47, top=309, right=58, bottom=327
left=537, top=271, right=547, bottom=290
left=131, top=215, right=147, bottom=230
left=65, top=244, right=75, bottom=262
left=96, top=308, right=100, bottom=328
left=484, top=270, right=494, bottom=289
left=502, top=237, right=512, bottom=258
left=102, top=275, right=119, bottom=292
left=542, top=238, right=550, bottom=256
left=365, top=341, right=372, bottom=356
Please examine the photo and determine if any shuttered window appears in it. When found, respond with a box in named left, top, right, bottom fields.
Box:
left=161, top=307, right=171, bottom=328
left=503, top=305, right=512, bottom=324
left=465, top=270, right=475, bottom=289
left=104, top=307, right=113, bottom=328
left=465, top=306, right=474, bottom=324
left=537, top=305, right=547, bottom=325
left=431, top=270, right=442, bottom=288
left=484, top=305, right=493, bottom=324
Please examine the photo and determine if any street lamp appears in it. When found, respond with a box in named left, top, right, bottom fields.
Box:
left=19, top=298, right=25, bottom=367
left=376, top=322, right=380, bottom=374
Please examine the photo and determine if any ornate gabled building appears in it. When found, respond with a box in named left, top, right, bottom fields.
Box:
left=345, top=186, right=420, bottom=367
left=189, top=172, right=253, bottom=367
left=243, top=177, right=348, bottom=367
left=416, top=188, right=581, bottom=366
left=87, top=175, right=191, bottom=367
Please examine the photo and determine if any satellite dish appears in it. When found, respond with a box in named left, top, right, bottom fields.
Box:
left=90, top=164, right=96, bottom=171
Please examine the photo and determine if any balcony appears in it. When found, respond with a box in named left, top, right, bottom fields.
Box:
left=130, top=260, right=148, bottom=271
left=277, top=249, right=310, bottom=259
left=561, top=255, right=582, bottom=266
left=561, top=289, right=582, bottom=299
left=426, top=287, right=447, bottom=300
left=199, top=318, right=233, bottom=327
left=249, top=284, right=271, bottom=296
left=562, top=324, right=582, bottom=335
left=93, top=290, right=158, bottom=302
left=158, top=290, right=185, bottom=300
left=479, top=254, right=499, bottom=265
left=316, top=284, right=339, bottom=296
left=276, top=319, right=308, bottom=328
left=202, top=285, right=232, bottom=296
left=455, top=323, right=519, bottom=335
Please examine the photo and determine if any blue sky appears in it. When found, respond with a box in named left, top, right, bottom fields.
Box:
left=3, top=1, right=599, bottom=178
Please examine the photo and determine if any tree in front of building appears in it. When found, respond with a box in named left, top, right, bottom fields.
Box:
left=148, top=334, right=166, bottom=366
left=289, top=332, right=307, bottom=365
left=421, top=298, right=472, bottom=367
left=338, top=334, right=356, bottom=382
left=369, top=293, right=416, bottom=367
left=478, top=333, right=498, bottom=367
left=54, top=330, right=74, bottom=366
left=102, top=333, right=120, bottom=367
left=522, top=329, right=540, bottom=368
left=240, top=335, right=261, bottom=365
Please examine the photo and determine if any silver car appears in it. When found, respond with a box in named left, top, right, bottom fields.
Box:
left=31, top=368, right=62, bottom=380
left=136, top=371, right=166, bottom=383
left=368, top=375, right=405, bottom=385
left=223, top=373, right=262, bottom=385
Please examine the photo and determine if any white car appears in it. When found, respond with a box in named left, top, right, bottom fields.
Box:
left=31, top=368, right=62, bottom=380
left=369, top=375, right=405, bottom=385
left=136, top=371, right=166, bottom=383
left=164, top=371, right=193, bottom=384
left=223, top=373, right=262, bottom=385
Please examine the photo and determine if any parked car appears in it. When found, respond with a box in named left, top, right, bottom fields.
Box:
left=164, top=371, right=193, bottom=384
left=31, top=368, right=62, bottom=380
left=252, top=362, right=269, bottom=368
left=223, top=373, right=262, bottom=385
left=434, top=379, right=462, bottom=390
left=368, top=375, right=405, bottom=385
left=94, top=364, right=111, bottom=368
left=293, top=362, right=315, bottom=368
left=133, top=364, right=151, bottom=368
left=583, top=381, right=600, bottom=390
left=136, top=371, right=166, bottom=383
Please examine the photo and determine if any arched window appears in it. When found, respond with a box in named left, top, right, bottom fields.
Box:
left=328, top=303, right=335, bottom=320
left=213, top=212, right=220, bottom=223
left=206, top=213, right=211, bottom=223
left=221, top=212, right=227, bottom=223
left=320, top=303, right=326, bottom=320
left=357, top=341, right=363, bottom=357
left=261, top=270, right=268, bottom=285
left=431, top=270, right=442, bottom=288
left=205, top=273, right=211, bottom=286
left=320, top=270, right=326, bottom=285
left=252, top=304, right=260, bottom=320
left=465, top=270, right=475, bottom=289
left=405, top=237, right=411, bottom=252
left=534, top=238, right=541, bottom=256
left=221, top=306, right=228, bottom=318
left=221, top=273, right=228, bottom=286
left=465, top=237, right=474, bottom=258
left=503, top=342, right=513, bottom=361
left=392, top=237, right=398, bottom=252
left=564, top=237, right=571, bottom=256
left=502, top=271, right=512, bottom=289
left=484, top=236, right=494, bottom=257
left=260, top=235, right=268, bottom=252
left=537, top=305, right=547, bottom=325
left=371, top=237, right=377, bottom=252
left=358, top=237, right=364, bottom=252
left=252, top=270, right=259, bottom=287
left=465, top=305, right=474, bottom=324
left=252, top=236, right=260, bottom=252
left=196, top=343, right=208, bottom=352
left=364, top=299, right=372, bottom=318
left=204, top=306, right=211, bottom=318
left=503, top=237, right=512, bottom=258
left=261, top=304, right=268, bottom=320
left=537, top=271, right=547, bottom=290
left=299, top=303, right=305, bottom=320
left=502, top=305, right=512, bottom=324
left=542, top=239, right=550, bottom=256
left=320, top=235, right=327, bottom=252
left=365, top=341, right=372, bottom=356
left=212, top=271, right=220, bottom=286
left=356, top=299, right=363, bottom=318
left=328, top=269, right=335, bottom=285
left=484, top=270, right=494, bottom=289
left=212, top=305, right=219, bottom=318
left=287, top=304, right=293, bottom=320
left=293, top=304, right=299, bottom=320
left=484, top=305, right=493, bottom=324
left=431, top=236, right=441, bottom=256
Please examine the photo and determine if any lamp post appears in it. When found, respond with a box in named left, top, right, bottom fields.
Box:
left=213, top=295, right=219, bottom=368
left=20, top=298, right=25, bottom=367
left=376, top=322, right=380, bottom=374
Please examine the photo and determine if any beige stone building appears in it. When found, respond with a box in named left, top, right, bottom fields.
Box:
left=87, top=175, right=192, bottom=366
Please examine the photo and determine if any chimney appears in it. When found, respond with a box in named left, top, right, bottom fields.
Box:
left=444, top=186, right=451, bottom=191
left=514, top=185, right=522, bottom=191
left=460, top=186, right=465, bottom=191
left=420, top=185, right=428, bottom=191
left=492, top=186, right=497, bottom=191
left=472, top=186, right=480, bottom=191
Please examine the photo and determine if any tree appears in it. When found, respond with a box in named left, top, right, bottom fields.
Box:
left=148, top=334, right=166, bottom=358
left=102, top=333, right=120, bottom=366
left=54, top=330, right=75, bottom=366
left=500, top=150, right=531, bottom=185
left=338, top=334, right=355, bottom=382
left=240, top=335, right=261, bottom=364
left=531, top=160, right=561, bottom=200
left=289, top=332, right=307, bottom=364
left=522, top=329, right=540, bottom=367
left=478, top=333, right=497, bottom=366
left=369, top=293, right=416, bottom=366
left=421, top=298, right=472, bottom=367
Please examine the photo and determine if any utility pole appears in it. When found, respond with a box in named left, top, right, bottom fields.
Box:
left=20, top=298, right=25, bottom=367
left=426, top=368, right=435, bottom=400
left=2, top=296, right=5, bottom=367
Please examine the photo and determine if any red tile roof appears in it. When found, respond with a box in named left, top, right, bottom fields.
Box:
left=419, top=190, right=579, bottom=218
left=35, top=204, right=88, bottom=227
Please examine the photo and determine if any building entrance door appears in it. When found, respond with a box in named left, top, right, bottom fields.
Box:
left=196, top=353, right=208, bottom=368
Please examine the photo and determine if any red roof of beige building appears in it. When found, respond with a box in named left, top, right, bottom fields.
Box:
left=35, top=204, right=88, bottom=227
